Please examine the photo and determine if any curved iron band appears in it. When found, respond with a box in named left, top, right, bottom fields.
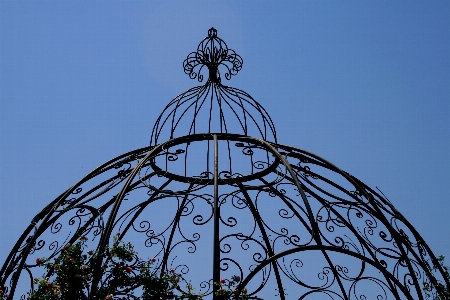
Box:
left=268, top=169, right=405, bottom=299
left=270, top=144, right=440, bottom=299
left=350, top=176, right=450, bottom=295
left=234, top=140, right=422, bottom=298
left=0, top=146, right=152, bottom=299
left=269, top=166, right=413, bottom=299
left=147, top=133, right=281, bottom=186
left=235, top=246, right=415, bottom=300
left=262, top=141, right=351, bottom=299
left=91, top=135, right=230, bottom=292
left=92, top=133, right=311, bottom=297
left=0, top=134, right=380, bottom=298
left=3, top=133, right=448, bottom=298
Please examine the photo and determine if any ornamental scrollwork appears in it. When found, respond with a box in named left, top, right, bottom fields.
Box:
left=183, top=28, right=243, bottom=83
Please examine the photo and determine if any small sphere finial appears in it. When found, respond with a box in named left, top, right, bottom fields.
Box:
left=183, top=28, right=243, bottom=83
left=208, top=27, right=218, bottom=38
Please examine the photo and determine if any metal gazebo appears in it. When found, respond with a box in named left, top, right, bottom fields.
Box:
left=1, top=28, right=448, bottom=300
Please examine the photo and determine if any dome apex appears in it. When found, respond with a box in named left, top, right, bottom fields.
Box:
left=183, top=27, right=243, bottom=83
left=151, top=28, right=276, bottom=146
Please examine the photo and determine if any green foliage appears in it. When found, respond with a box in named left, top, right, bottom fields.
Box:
left=22, top=236, right=450, bottom=300
left=26, top=235, right=248, bottom=300
left=27, top=235, right=201, bottom=300
left=29, top=237, right=95, bottom=300
left=214, top=276, right=248, bottom=300
left=423, top=255, right=450, bottom=300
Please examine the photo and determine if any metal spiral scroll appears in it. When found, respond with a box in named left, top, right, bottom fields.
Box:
left=1, top=28, right=448, bottom=300
left=183, top=27, right=243, bottom=83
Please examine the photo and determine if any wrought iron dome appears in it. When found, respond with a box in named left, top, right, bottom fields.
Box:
left=151, top=27, right=276, bottom=146
left=1, top=28, right=448, bottom=300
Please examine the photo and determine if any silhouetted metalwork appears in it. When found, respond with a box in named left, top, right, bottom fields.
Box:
left=1, top=28, right=448, bottom=300
left=183, top=27, right=243, bottom=83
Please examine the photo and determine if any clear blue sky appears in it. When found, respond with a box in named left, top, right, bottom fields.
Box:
left=1, top=0, right=450, bottom=289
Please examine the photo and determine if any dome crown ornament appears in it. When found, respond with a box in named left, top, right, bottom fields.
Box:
left=183, top=27, right=243, bottom=83
left=152, top=28, right=275, bottom=146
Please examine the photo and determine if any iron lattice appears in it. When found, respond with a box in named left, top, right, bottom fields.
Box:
left=1, top=28, right=448, bottom=300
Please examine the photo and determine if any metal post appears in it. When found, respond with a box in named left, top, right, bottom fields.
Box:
left=213, top=134, right=220, bottom=298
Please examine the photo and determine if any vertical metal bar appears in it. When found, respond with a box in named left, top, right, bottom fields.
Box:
left=213, top=134, right=220, bottom=298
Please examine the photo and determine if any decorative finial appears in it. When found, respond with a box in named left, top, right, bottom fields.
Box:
left=183, top=27, right=243, bottom=83
left=208, top=27, right=218, bottom=38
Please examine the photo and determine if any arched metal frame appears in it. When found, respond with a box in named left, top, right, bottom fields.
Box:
left=1, top=28, right=448, bottom=300
left=150, top=83, right=277, bottom=146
